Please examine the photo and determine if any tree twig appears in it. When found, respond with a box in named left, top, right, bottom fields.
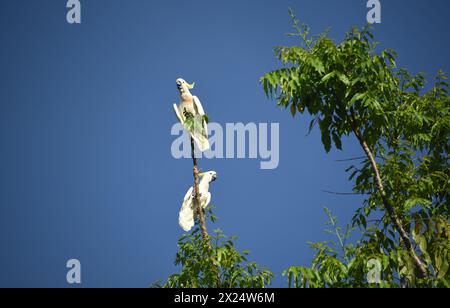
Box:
left=334, top=156, right=367, bottom=162
left=321, top=190, right=365, bottom=196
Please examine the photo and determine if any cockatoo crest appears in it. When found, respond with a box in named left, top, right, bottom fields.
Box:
left=179, top=171, right=217, bottom=232
left=176, top=78, right=195, bottom=93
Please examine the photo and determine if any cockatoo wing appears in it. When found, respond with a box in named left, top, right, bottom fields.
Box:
left=191, top=134, right=210, bottom=152
left=202, top=192, right=211, bottom=209
left=193, top=96, right=208, bottom=134
left=179, top=187, right=195, bottom=232
left=193, top=96, right=206, bottom=116
left=183, top=186, right=194, bottom=204
left=173, top=104, right=184, bottom=124
left=192, top=96, right=210, bottom=152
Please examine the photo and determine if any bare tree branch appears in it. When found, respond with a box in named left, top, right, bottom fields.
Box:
left=321, top=190, right=365, bottom=196
left=334, top=156, right=367, bottom=162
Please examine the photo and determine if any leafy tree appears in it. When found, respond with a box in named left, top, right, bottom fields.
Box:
left=160, top=208, right=274, bottom=288
left=261, top=10, right=450, bottom=287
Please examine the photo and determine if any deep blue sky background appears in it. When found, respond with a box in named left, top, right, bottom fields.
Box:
left=0, top=0, right=449, bottom=287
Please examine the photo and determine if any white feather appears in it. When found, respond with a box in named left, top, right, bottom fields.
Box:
left=179, top=187, right=195, bottom=232
left=192, top=96, right=210, bottom=152
left=173, top=104, right=184, bottom=124
left=178, top=171, right=217, bottom=232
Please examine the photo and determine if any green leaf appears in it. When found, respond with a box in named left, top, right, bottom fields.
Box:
left=310, top=58, right=325, bottom=74
left=404, top=198, right=432, bottom=211
left=308, top=119, right=316, bottom=134
left=360, top=215, right=367, bottom=229
left=332, top=132, right=342, bottom=150
left=337, top=73, right=350, bottom=86
left=321, top=132, right=332, bottom=153
left=348, top=93, right=366, bottom=107
left=438, top=259, right=449, bottom=280
left=417, top=235, right=428, bottom=254
left=290, top=103, right=297, bottom=117
left=202, top=114, right=210, bottom=124
left=321, top=72, right=335, bottom=83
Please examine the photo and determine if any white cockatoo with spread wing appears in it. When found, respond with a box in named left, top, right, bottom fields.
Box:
left=179, top=171, right=217, bottom=232
left=173, top=78, right=210, bottom=152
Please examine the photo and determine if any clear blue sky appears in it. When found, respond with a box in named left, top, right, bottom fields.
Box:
left=0, top=0, right=449, bottom=287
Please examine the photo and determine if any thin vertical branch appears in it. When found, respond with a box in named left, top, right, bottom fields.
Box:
left=190, top=137, right=209, bottom=240
left=190, top=137, right=221, bottom=287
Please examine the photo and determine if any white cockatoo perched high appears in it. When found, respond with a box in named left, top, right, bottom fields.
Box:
left=179, top=171, right=217, bottom=232
left=173, top=78, right=210, bottom=152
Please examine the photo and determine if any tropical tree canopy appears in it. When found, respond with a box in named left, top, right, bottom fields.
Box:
left=261, top=11, right=450, bottom=287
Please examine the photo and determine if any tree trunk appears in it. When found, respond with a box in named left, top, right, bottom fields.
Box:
left=351, top=126, right=428, bottom=279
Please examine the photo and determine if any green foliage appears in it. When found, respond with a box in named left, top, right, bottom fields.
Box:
left=183, top=113, right=209, bottom=133
left=284, top=208, right=361, bottom=288
left=161, top=11, right=449, bottom=289
left=161, top=208, right=273, bottom=288
left=262, top=11, right=450, bottom=287
left=285, top=209, right=450, bottom=288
